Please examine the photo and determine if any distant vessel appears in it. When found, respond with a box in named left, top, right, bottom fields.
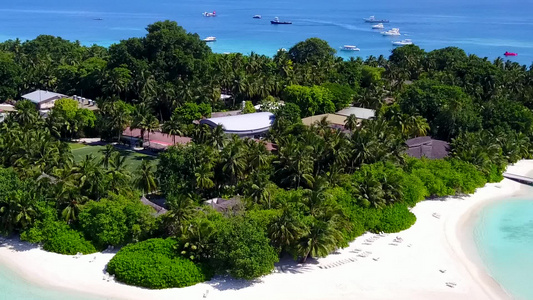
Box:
left=364, top=16, right=389, bottom=23
left=504, top=51, right=518, bottom=56
left=381, top=28, right=401, bottom=36
left=340, top=45, right=360, bottom=51
left=271, top=17, right=292, bottom=24
left=253, top=15, right=262, bottom=19
left=203, top=36, right=217, bottom=42
left=202, top=11, right=216, bottom=17
left=93, top=18, right=103, bottom=21
left=392, top=39, right=413, bottom=46
left=372, top=23, right=384, bottom=29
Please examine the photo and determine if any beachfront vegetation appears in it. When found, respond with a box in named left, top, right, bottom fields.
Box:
left=1, top=20, right=533, bottom=289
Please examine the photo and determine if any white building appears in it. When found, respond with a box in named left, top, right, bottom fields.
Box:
left=336, top=106, right=376, bottom=120
left=21, top=90, right=67, bottom=110
left=199, top=112, right=275, bottom=137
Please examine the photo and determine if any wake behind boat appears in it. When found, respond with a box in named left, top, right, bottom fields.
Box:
left=340, top=45, right=360, bottom=51
left=253, top=15, right=262, bottom=19
left=364, top=16, right=389, bottom=23
left=203, top=36, right=217, bottom=42
left=372, top=23, right=384, bottom=29
left=271, top=17, right=292, bottom=24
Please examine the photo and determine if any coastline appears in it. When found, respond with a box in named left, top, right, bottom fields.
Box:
left=2, top=160, right=533, bottom=300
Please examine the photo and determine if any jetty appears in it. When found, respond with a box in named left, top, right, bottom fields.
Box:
left=502, top=172, right=533, bottom=185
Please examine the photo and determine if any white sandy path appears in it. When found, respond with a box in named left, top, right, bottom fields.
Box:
left=2, top=160, right=533, bottom=300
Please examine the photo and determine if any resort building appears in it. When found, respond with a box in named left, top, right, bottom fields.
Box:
left=405, top=136, right=450, bottom=159
left=21, top=90, right=67, bottom=110
left=199, top=112, right=275, bottom=138
left=301, top=114, right=347, bottom=127
left=336, top=106, right=376, bottom=120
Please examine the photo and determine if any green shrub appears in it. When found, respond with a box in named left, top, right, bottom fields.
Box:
left=373, top=203, right=417, bottom=233
left=107, top=238, right=209, bottom=289
left=21, top=220, right=97, bottom=255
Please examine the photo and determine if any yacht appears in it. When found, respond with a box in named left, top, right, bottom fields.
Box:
left=504, top=51, right=518, bottom=56
left=271, top=17, right=292, bottom=24
left=253, top=15, right=262, bottom=19
left=202, top=11, right=216, bottom=17
left=364, top=16, right=389, bottom=23
left=340, top=45, right=360, bottom=51
left=392, top=39, right=413, bottom=46
left=372, top=23, right=384, bottom=29
left=381, top=28, right=401, bottom=36
left=203, top=36, right=217, bottom=42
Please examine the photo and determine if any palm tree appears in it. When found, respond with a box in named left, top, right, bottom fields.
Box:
left=195, top=164, right=215, bottom=190
left=268, top=208, right=308, bottom=252
left=162, top=114, right=183, bottom=145
left=99, top=144, right=117, bottom=169
left=145, top=115, right=160, bottom=148
left=297, top=218, right=343, bottom=263
left=344, top=114, right=358, bottom=131
left=165, top=193, right=196, bottom=235
left=135, top=160, right=158, bottom=195
left=0, top=190, right=39, bottom=234
left=221, top=136, right=246, bottom=185
left=106, top=153, right=130, bottom=193
left=131, top=103, right=153, bottom=145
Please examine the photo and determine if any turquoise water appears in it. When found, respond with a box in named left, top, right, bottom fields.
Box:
left=0, top=0, right=532, bottom=64
left=474, top=198, right=533, bottom=300
left=0, top=259, right=107, bottom=300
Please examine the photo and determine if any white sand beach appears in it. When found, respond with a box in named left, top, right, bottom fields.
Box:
left=2, top=160, right=533, bottom=300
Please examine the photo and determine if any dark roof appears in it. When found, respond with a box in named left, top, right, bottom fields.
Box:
left=204, top=198, right=242, bottom=213
left=405, top=137, right=450, bottom=159
left=140, top=196, right=168, bottom=216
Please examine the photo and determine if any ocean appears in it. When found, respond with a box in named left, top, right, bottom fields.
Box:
left=473, top=198, right=533, bottom=300
left=0, top=262, right=104, bottom=300
left=0, top=0, right=532, bottom=65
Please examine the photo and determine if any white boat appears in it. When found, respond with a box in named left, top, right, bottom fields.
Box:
left=372, top=23, right=384, bottom=29
left=381, top=28, right=401, bottom=36
left=202, top=11, right=216, bottom=17
left=392, top=39, right=413, bottom=46
left=253, top=15, right=262, bottom=19
left=340, top=45, right=360, bottom=51
left=203, top=36, right=217, bottom=42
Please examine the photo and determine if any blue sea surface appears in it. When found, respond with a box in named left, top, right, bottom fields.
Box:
left=474, top=198, right=533, bottom=300
left=0, top=261, right=106, bottom=300
left=0, top=0, right=532, bottom=64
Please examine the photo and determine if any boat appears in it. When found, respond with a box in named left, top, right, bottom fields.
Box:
left=340, top=45, right=360, bottom=51
left=203, top=36, right=217, bottom=42
left=392, top=39, right=413, bottom=46
left=253, top=15, right=262, bottom=19
left=372, top=23, right=384, bottom=29
left=381, top=28, right=401, bottom=36
left=504, top=51, right=518, bottom=56
left=364, top=16, right=389, bottom=23
left=202, top=11, right=216, bottom=17
left=271, top=17, right=292, bottom=24
left=93, top=18, right=103, bottom=21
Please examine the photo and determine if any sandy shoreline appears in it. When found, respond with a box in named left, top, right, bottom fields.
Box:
left=2, top=160, right=533, bottom=300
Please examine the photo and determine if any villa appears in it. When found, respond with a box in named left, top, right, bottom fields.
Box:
left=405, top=136, right=450, bottom=159
left=22, top=90, right=67, bottom=110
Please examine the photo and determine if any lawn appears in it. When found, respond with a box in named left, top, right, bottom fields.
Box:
left=71, top=144, right=159, bottom=172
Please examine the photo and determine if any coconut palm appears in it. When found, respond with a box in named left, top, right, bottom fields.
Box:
left=135, top=159, right=158, bottom=195
left=344, top=114, right=358, bottom=131
left=268, top=208, right=308, bottom=252
left=99, top=144, right=117, bottom=169
left=297, top=218, right=343, bottom=263
left=162, top=114, right=183, bottom=145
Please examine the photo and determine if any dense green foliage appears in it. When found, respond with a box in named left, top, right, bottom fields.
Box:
left=107, top=238, right=209, bottom=289
left=1, top=21, right=533, bottom=290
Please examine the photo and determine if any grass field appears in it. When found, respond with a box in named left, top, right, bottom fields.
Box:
left=70, top=144, right=159, bottom=172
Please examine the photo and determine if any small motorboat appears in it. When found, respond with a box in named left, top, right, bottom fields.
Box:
left=93, top=18, right=103, bottom=21
left=392, top=39, right=413, bottom=46
left=340, top=45, right=360, bottom=51
left=253, top=15, right=262, bottom=19
left=381, top=28, right=401, bottom=36
left=504, top=51, right=518, bottom=56
left=364, top=16, right=390, bottom=23
left=372, top=23, right=384, bottom=29
left=271, top=17, right=292, bottom=24
left=202, top=11, right=216, bottom=17
left=203, top=36, right=217, bottom=42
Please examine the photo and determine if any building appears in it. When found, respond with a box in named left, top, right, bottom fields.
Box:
left=204, top=198, right=242, bottom=214
left=199, top=112, right=275, bottom=137
left=336, top=106, right=376, bottom=120
left=405, top=136, right=450, bottom=159
left=21, top=90, right=67, bottom=110
left=301, top=114, right=347, bottom=127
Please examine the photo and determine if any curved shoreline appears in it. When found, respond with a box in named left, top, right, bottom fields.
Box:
left=1, top=161, right=533, bottom=300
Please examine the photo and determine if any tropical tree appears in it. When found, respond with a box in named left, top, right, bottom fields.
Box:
left=135, top=159, right=158, bottom=195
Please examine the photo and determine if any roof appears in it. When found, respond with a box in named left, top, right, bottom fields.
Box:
left=336, top=107, right=376, bottom=120
left=200, top=112, right=275, bottom=135
left=405, top=137, right=450, bottom=159
left=302, top=114, right=347, bottom=126
left=22, top=90, right=66, bottom=104
left=204, top=198, right=242, bottom=213
left=140, top=196, right=168, bottom=216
